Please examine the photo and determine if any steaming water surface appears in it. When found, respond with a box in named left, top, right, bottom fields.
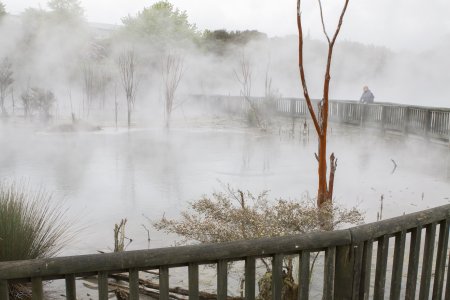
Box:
left=0, top=123, right=449, bottom=255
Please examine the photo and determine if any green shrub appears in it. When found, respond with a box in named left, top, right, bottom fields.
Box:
left=0, top=181, right=73, bottom=298
left=0, top=182, right=72, bottom=262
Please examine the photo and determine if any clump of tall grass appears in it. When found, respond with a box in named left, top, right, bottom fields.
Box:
left=0, top=182, right=72, bottom=261
left=0, top=181, right=73, bottom=298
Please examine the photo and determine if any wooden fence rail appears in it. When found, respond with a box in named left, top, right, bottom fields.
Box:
left=191, top=95, right=450, bottom=143
left=0, top=204, right=449, bottom=299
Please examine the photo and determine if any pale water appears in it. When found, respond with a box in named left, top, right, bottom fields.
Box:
left=0, top=122, right=449, bottom=255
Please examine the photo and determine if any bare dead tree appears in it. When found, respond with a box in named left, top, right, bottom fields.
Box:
left=297, top=0, right=349, bottom=208
left=97, top=68, right=111, bottom=110
left=162, top=53, right=184, bottom=128
left=82, top=62, right=94, bottom=117
left=234, top=52, right=262, bottom=128
left=0, top=58, right=13, bottom=116
left=118, top=50, right=138, bottom=128
left=234, top=52, right=252, bottom=99
left=262, top=59, right=280, bottom=127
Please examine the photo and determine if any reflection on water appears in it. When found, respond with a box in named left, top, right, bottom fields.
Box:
left=0, top=125, right=449, bottom=255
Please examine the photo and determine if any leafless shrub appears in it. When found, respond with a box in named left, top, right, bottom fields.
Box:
left=154, top=185, right=363, bottom=244
left=234, top=52, right=263, bottom=128
left=154, top=185, right=362, bottom=298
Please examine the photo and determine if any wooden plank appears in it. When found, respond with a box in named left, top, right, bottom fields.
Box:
left=98, top=271, right=109, bottom=300
left=381, top=105, right=386, bottom=131
left=406, top=225, right=422, bottom=299
left=334, top=245, right=353, bottom=299
left=272, top=254, right=283, bottom=300
left=0, top=227, right=353, bottom=280
left=373, top=235, right=389, bottom=300
left=32, top=277, right=44, bottom=300
left=217, top=260, right=227, bottom=300
left=298, top=251, right=310, bottom=300
left=390, top=230, right=406, bottom=300
left=351, top=243, right=364, bottom=299
left=445, top=250, right=450, bottom=300
left=244, top=257, right=256, bottom=300
left=432, top=219, right=449, bottom=299
left=65, top=274, right=76, bottom=300
left=0, top=280, right=9, bottom=300
left=419, top=223, right=437, bottom=300
left=129, top=269, right=139, bottom=300
left=159, top=266, right=169, bottom=300
left=324, top=247, right=335, bottom=299
left=359, top=240, right=373, bottom=300
left=349, top=204, right=448, bottom=243
left=188, top=263, right=199, bottom=300
left=403, top=107, right=410, bottom=134
left=425, top=109, right=432, bottom=138
left=1, top=204, right=448, bottom=282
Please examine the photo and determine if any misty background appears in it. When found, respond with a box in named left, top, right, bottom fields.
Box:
left=0, top=0, right=448, bottom=122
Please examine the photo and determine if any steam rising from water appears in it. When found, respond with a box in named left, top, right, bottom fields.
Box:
left=0, top=2, right=448, bottom=254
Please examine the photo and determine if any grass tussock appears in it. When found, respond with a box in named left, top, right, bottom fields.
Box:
left=0, top=181, right=73, bottom=262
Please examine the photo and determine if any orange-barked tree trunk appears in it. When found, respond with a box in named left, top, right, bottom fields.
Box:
left=297, top=0, right=349, bottom=208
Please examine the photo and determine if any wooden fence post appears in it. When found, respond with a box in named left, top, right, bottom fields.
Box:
left=334, top=245, right=356, bottom=299
left=381, top=105, right=387, bottom=133
left=425, top=109, right=432, bottom=139
left=403, top=107, right=410, bottom=135
left=359, top=103, right=366, bottom=127
left=290, top=99, right=296, bottom=116
left=0, top=280, right=9, bottom=300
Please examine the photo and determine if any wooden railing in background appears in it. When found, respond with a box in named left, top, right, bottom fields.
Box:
left=191, top=95, right=450, bottom=143
left=0, top=204, right=449, bottom=299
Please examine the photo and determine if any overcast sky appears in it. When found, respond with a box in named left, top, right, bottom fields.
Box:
left=4, top=0, right=450, bottom=52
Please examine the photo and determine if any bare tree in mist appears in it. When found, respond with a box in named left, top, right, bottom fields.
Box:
left=20, top=87, right=56, bottom=120
left=297, top=0, right=349, bottom=209
left=118, top=50, right=138, bottom=128
left=21, top=88, right=32, bottom=118
left=82, top=60, right=112, bottom=117
left=162, top=53, right=183, bottom=128
left=97, top=67, right=112, bottom=110
left=262, top=60, right=280, bottom=126
left=82, top=62, right=94, bottom=117
left=0, top=58, right=13, bottom=116
left=234, top=53, right=262, bottom=128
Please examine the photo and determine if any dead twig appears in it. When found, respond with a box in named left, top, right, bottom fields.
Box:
left=391, top=159, right=397, bottom=174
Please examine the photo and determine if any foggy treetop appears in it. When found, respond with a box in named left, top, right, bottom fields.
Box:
left=4, top=0, right=450, bottom=53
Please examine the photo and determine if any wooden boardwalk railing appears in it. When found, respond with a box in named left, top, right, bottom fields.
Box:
left=0, top=204, right=449, bottom=299
left=191, top=95, right=450, bottom=143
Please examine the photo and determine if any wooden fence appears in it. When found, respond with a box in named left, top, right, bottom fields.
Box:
left=0, top=204, right=449, bottom=299
left=191, top=95, right=450, bottom=143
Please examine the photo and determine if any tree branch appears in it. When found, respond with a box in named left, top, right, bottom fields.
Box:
left=317, top=0, right=331, bottom=44
left=328, top=153, right=337, bottom=200
left=297, top=0, right=322, bottom=136
left=321, top=0, right=350, bottom=137
left=330, top=0, right=350, bottom=47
